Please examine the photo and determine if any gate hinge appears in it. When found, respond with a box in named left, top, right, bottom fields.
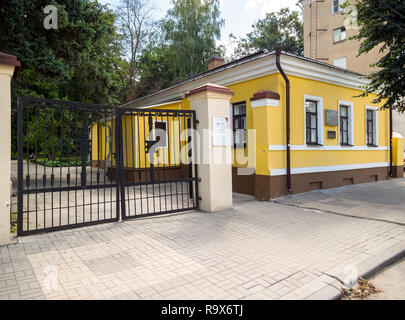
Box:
left=198, top=178, right=201, bottom=182
left=195, top=120, right=199, bottom=124
left=198, top=196, right=202, bottom=201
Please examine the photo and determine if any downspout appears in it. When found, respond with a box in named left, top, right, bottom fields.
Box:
left=389, top=107, right=393, bottom=177
left=275, top=47, right=292, bottom=193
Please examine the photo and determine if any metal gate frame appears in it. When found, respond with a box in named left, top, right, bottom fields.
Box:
left=17, top=96, right=121, bottom=236
left=116, top=107, right=199, bottom=220
left=17, top=96, right=199, bottom=236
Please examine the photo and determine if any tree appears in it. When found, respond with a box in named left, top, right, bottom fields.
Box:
left=0, top=0, right=125, bottom=105
left=231, top=8, right=303, bottom=60
left=349, top=0, right=405, bottom=112
left=116, top=0, right=156, bottom=100
left=162, top=0, right=224, bottom=81
left=0, top=0, right=126, bottom=154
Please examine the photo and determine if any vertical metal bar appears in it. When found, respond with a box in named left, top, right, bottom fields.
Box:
left=193, top=111, right=199, bottom=208
left=137, top=113, right=143, bottom=215
left=17, top=97, right=24, bottom=236
left=117, top=108, right=125, bottom=220
left=130, top=113, right=136, bottom=215
left=123, top=114, right=130, bottom=217
left=25, top=100, right=30, bottom=232
left=143, top=114, right=149, bottom=214
left=187, top=117, right=193, bottom=202
left=51, top=107, right=54, bottom=227
left=59, top=108, right=64, bottom=226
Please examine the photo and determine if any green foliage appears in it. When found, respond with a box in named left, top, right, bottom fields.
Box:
left=162, top=0, right=224, bottom=81
left=349, top=0, right=405, bottom=112
left=0, top=0, right=127, bottom=153
left=231, top=8, right=303, bottom=60
left=37, top=158, right=91, bottom=167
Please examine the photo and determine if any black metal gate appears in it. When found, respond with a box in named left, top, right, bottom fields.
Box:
left=117, top=108, right=199, bottom=220
left=17, top=97, right=199, bottom=236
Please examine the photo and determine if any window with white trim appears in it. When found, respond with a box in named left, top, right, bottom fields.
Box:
left=304, top=95, right=324, bottom=145
left=339, top=102, right=353, bottom=145
left=365, top=107, right=378, bottom=146
left=332, top=0, right=345, bottom=14
left=232, top=101, right=246, bottom=147
left=333, top=27, right=346, bottom=43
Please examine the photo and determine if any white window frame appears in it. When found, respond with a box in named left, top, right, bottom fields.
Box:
left=338, top=100, right=354, bottom=146
left=333, top=27, right=346, bottom=43
left=332, top=0, right=345, bottom=14
left=365, top=106, right=378, bottom=146
left=304, top=95, right=324, bottom=145
left=152, top=120, right=168, bottom=149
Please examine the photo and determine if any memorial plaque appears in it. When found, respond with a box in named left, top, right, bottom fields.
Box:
left=325, top=110, right=338, bottom=126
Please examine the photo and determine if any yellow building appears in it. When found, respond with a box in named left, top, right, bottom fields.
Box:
left=93, top=50, right=401, bottom=200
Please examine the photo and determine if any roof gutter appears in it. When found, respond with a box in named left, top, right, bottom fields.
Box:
left=275, top=48, right=292, bottom=193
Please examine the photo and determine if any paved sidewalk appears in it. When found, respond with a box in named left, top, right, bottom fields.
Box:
left=1, top=191, right=405, bottom=300
left=274, top=178, right=405, bottom=225
left=367, top=257, right=405, bottom=300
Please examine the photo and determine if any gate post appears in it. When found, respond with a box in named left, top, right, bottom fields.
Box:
left=0, top=52, right=20, bottom=245
left=186, top=83, right=234, bottom=212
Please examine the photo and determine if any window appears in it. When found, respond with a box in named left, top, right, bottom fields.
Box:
left=333, top=57, right=347, bottom=69
left=304, top=95, right=324, bottom=145
left=366, top=108, right=378, bottom=146
left=305, top=100, right=318, bottom=144
left=232, top=102, right=246, bottom=147
left=340, top=106, right=349, bottom=145
left=338, top=101, right=354, bottom=146
left=332, top=0, right=344, bottom=14
left=153, top=121, right=168, bottom=148
left=333, top=27, right=346, bottom=43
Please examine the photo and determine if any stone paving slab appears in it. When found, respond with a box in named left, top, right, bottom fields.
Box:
left=274, top=178, right=405, bottom=225
left=1, top=195, right=405, bottom=300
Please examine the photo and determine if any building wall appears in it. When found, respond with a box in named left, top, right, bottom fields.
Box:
left=95, top=63, right=391, bottom=199
left=302, top=0, right=383, bottom=75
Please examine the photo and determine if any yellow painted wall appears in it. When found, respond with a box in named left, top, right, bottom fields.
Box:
left=91, top=108, right=190, bottom=169
left=92, top=72, right=389, bottom=176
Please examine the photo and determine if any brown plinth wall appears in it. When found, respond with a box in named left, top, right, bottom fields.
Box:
left=392, top=165, right=404, bottom=178
left=233, top=166, right=390, bottom=201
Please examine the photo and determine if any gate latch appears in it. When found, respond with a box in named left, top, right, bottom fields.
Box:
left=145, top=137, right=160, bottom=153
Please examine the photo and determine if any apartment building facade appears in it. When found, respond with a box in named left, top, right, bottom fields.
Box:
left=301, top=0, right=383, bottom=74
left=301, top=0, right=405, bottom=140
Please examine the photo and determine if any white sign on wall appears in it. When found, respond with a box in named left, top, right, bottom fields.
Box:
left=212, top=116, right=229, bottom=147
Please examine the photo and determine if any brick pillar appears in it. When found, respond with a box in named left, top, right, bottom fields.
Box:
left=0, top=52, right=20, bottom=244
left=186, top=83, right=234, bottom=212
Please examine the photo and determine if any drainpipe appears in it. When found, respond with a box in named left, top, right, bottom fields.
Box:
left=275, top=47, right=292, bottom=193
left=389, top=107, right=393, bottom=177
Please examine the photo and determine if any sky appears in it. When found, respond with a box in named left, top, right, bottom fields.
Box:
left=99, top=0, right=302, bottom=55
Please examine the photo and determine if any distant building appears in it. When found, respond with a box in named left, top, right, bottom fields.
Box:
left=300, top=0, right=405, bottom=139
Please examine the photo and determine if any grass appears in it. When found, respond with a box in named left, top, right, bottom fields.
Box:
left=35, top=157, right=91, bottom=167
left=10, top=211, right=17, bottom=234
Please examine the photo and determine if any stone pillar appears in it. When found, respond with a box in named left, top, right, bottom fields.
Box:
left=186, top=83, right=234, bottom=212
left=250, top=90, right=282, bottom=200
left=0, top=53, right=19, bottom=245
left=392, top=132, right=404, bottom=178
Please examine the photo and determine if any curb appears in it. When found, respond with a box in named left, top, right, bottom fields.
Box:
left=306, top=240, right=405, bottom=300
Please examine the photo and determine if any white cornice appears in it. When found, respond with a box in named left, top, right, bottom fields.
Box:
left=125, top=53, right=371, bottom=108
left=251, top=98, right=280, bottom=108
